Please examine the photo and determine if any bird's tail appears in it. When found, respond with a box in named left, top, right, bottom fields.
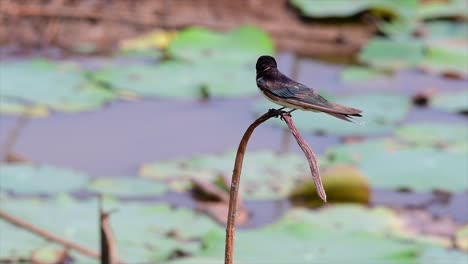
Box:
left=323, top=103, right=362, bottom=122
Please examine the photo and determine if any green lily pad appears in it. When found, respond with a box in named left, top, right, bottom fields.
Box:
left=396, top=122, right=468, bottom=148
left=431, top=90, right=468, bottom=113
left=0, top=164, right=90, bottom=194
left=87, top=177, right=168, bottom=196
left=255, top=93, right=410, bottom=136
left=93, top=26, right=274, bottom=99
left=0, top=97, right=48, bottom=117
left=419, top=40, right=468, bottom=78
left=0, top=197, right=222, bottom=263
left=340, top=66, right=388, bottom=82
left=200, top=205, right=462, bottom=263
left=418, top=246, right=468, bottom=264
left=140, top=150, right=313, bottom=200
left=359, top=38, right=424, bottom=70
left=291, top=165, right=370, bottom=206
left=455, top=225, right=468, bottom=251
left=417, top=0, right=468, bottom=19
left=0, top=60, right=116, bottom=114
left=421, top=21, right=468, bottom=42
left=325, top=139, right=468, bottom=192
left=290, top=0, right=416, bottom=18
left=167, top=26, right=274, bottom=63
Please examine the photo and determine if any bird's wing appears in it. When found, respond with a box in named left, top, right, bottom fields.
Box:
left=267, top=79, right=362, bottom=118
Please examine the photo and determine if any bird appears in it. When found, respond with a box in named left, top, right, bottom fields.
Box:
left=256, top=55, right=362, bottom=122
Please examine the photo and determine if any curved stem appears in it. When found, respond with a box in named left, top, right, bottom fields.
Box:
left=224, top=109, right=282, bottom=264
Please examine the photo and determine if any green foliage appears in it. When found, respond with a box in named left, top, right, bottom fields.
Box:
left=325, top=139, right=468, bottom=192
left=290, top=165, right=370, bottom=206
left=431, top=90, right=468, bottom=113
left=0, top=197, right=222, bottom=263
left=359, top=38, right=424, bottom=70
left=340, top=66, right=388, bottom=82
left=0, top=60, right=116, bottom=115
left=198, top=205, right=466, bottom=263
left=396, top=122, right=468, bottom=148
left=140, top=150, right=314, bottom=200
left=88, top=177, right=168, bottom=196
left=93, top=26, right=274, bottom=99
left=290, top=0, right=418, bottom=18
left=0, top=164, right=90, bottom=194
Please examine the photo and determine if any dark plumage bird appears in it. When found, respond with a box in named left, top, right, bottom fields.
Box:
left=256, top=55, right=362, bottom=122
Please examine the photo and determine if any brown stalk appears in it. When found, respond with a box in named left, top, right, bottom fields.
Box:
left=282, top=113, right=327, bottom=202
left=0, top=210, right=100, bottom=259
left=224, top=109, right=326, bottom=264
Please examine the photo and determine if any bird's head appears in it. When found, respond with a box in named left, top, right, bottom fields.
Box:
left=256, top=55, right=277, bottom=73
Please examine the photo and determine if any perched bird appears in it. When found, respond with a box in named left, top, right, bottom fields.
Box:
left=256, top=55, right=362, bottom=121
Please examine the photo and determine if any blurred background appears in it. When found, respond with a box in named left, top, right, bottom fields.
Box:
left=0, top=0, right=467, bottom=263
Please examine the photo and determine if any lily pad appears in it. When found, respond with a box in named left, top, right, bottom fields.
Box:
left=325, top=139, right=468, bottom=192
left=340, top=66, right=388, bottom=82
left=0, top=164, right=90, bottom=194
left=431, top=90, right=468, bottom=113
left=359, top=38, right=424, bottom=70
left=456, top=225, right=468, bottom=251
left=255, top=93, right=410, bottom=136
left=0, top=197, right=222, bottom=263
left=0, top=60, right=116, bottom=115
left=140, top=150, right=313, bottom=200
left=418, top=246, right=468, bottom=264
left=88, top=177, right=168, bottom=196
left=417, top=0, right=468, bottom=19
left=290, top=0, right=416, bottom=18
left=200, top=205, right=463, bottom=263
left=419, top=40, right=468, bottom=78
left=290, top=165, right=370, bottom=206
left=0, top=97, right=48, bottom=117
left=167, top=26, right=274, bottom=63
left=94, top=26, right=274, bottom=99
left=396, top=122, right=468, bottom=148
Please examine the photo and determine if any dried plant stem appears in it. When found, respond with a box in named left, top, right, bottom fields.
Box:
left=224, top=109, right=326, bottom=264
left=224, top=109, right=283, bottom=264
left=282, top=114, right=327, bottom=202
left=0, top=210, right=100, bottom=259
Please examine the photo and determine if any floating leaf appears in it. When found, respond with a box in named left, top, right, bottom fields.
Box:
left=396, top=122, right=468, bottom=148
left=0, top=198, right=222, bottom=263
left=291, top=165, right=370, bottom=206
left=167, top=26, right=274, bottom=63
left=0, top=60, right=116, bottom=114
left=88, top=177, right=168, bottom=196
left=431, top=90, right=468, bottom=113
left=120, top=30, right=177, bottom=51
left=456, top=225, right=468, bottom=251
left=94, top=26, right=274, bottom=99
left=417, top=0, right=468, bottom=19
left=419, top=40, right=468, bottom=78
left=290, top=0, right=417, bottom=18
left=418, top=246, right=468, bottom=264
left=200, top=205, right=462, bottom=263
left=141, top=150, right=313, bottom=200
left=0, top=164, right=90, bottom=194
left=359, top=38, right=424, bottom=70
left=255, top=93, right=410, bottom=136
left=325, top=139, right=468, bottom=192
left=340, top=66, right=388, bottom=82
left=0, top=97, right=48, bottom=117
left=421, top=21, right=468, bottom=42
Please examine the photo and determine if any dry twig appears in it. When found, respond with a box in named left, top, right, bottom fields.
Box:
left=224, top=109, right=326, bottom=264
left=0, top=210, right=100, bottom=259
